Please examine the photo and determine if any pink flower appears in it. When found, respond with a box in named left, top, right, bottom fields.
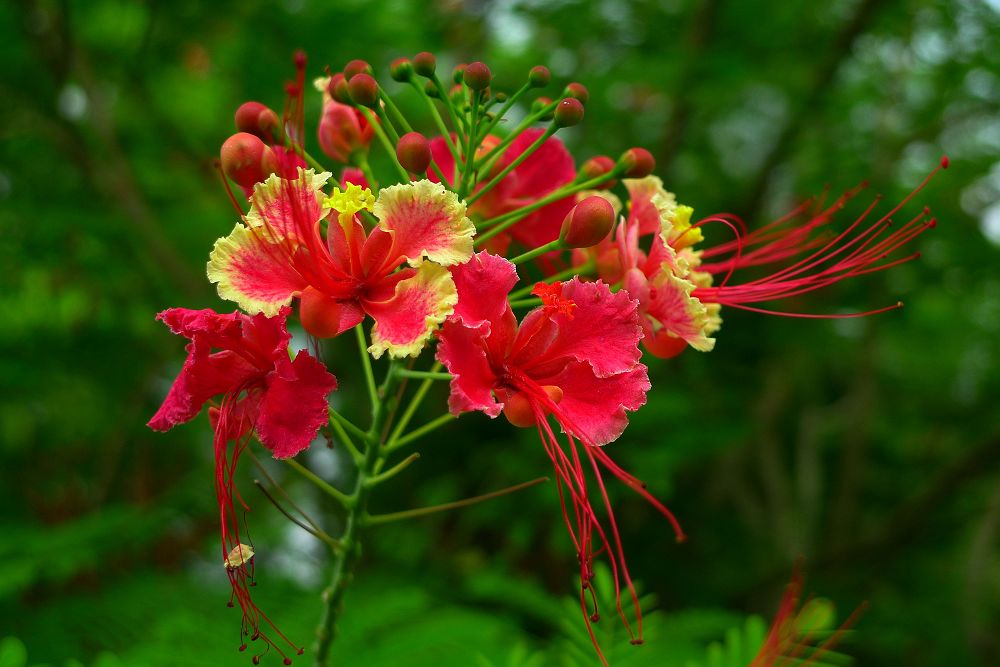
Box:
left=317, top=99, right=375, bottom=163
left=148, top=306, right=335, bottom=661
left=437, top=252, right=683, bottom=660
left=428, top=129, right=576, bottom=259
left=207, top=171, right=476, bottom=358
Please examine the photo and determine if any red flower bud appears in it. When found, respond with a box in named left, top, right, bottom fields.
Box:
left=529, top=65, right=551, bottom=88
left=581, top=155, right=617, bottom=189
left=413, top=51, right=437, bottom=77
left=234, top=101, right=280, bottom=141
left=317, top=100, right=374, bottom=163
left=643, top=330, right=688, bottom=359
left=328, top=73, right=351, bottom=104
left=554, top=97, right=585, bottom=127
left=220, top=133, right=278, bottom=189
left=532, top=96, right=554, bottom=121
left=620, top=147, right=655, bottom=178
left=390, top=57, right=413, bottom=82
left=560, top=196, right=615, bottom=248
left=347, top=73, right=379, bottom=108
left=396, top=132, right=431, bottom=174
left=564, top=82, right=589, bottom=104
left=343, top=59, right=372, bottom=79
left=463, top=61, right=492, bottom=90
left=503, top=386, right=563, bottom=428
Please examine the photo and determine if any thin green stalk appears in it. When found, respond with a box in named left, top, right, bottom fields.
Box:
left=365, top=453, right=420, bottom=487
left=476, top=82, right=530, bottom=143
left=395, top=369, right=452, bottom=381
left=387, top=361, right=443, bottom=445
left=329, top=407, right=367, bottom=443
left=474, top=98, right=560, bottom=171
left=253, top=480, right=342, bottom=552
left=312, top=362, right=400, bottom=665
left=411, top=81, right=461, bottom=163
left=378, top=87, right=414, bottom=134
left=373, top=103, right=401, bottom=145
left=328, top=416, right=363, bottom=465
left=457, top=91, right=481, bottom=198
left=285, top=459, right=353, bottom=509
left=387, top=413, right=456, bottom=452
left=475, top=172, right=621, bottom=245
left=467, top=126, right=556, bottom=207
left=365, top=477, right=549, bottom=525
left=358, top=107, right=409, bottom=182
left=510, top=239, right=563, bottom=265
left=509, top=297, right=542, bottom=310
left=354, top=325, right=378, bottom=410
left=352, top=153, right=379, bottom=190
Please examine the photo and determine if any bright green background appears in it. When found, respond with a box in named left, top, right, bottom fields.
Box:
left=3, top=0, right=1000, bottom=665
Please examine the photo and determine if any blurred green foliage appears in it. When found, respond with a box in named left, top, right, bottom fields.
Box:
left=2, top=0, right=1000, bottom=665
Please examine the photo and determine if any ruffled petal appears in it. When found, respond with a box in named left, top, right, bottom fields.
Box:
left=255, top=350, right=338, bottom=459
left=207, top=223, right=309, bottom=316
left=364, top=262, right=458, bottom=359
left=449, top=251, right=519, bottom=329
left=644, top=265, right=717, bottom=352
left=148, top=348, right=258, bottom=431
left=519, top=279, right=644, bottom=378
left=437, top=321, right=502, bottom=417
left=372, top=180, right=475, bottom=268
left=624, top=175, right=702, bottom=248
left=544, top=360, right=650, bottom=446
left=245, top=169, right=331, bottom=240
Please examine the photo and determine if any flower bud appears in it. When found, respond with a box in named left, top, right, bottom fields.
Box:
left=452, top=63, right=468, bottom=85
left=389, top=57, right=413, bottom=82
left=234, top=101, right=280, bottom=141
left=463, top=61, right=492, bottom=90
left=220, top=132, right=278, bottom=189
left=560, top=196, right=615, bottom=248
left=553, top=97, right=585, bottom=127
left=328, top=73, right=351, bottom=104
left=564, top=82, right=589, bottom=104
left=494, top=92, right=508, bottom=103
left=532, top=96, right=554, bottom=121
left=300, top=287, right=350, bottom=339
left=619, top=147, right=655, bottom=178
left=413, top=51, right=437, bottom=77
left=396, top=132, right=431, bottom=174
left=581, top=156, right=617, bottom=189
left=348, top=73, right=379, bottom=108
left=293, top=50, right=307, bottom=69
left=343, top=59, right=372, bottom=79
left=318, top=100, right=374, bottom=163
left=503, top=386, right=563, bottom=428
left=643, top=330, right=688, bottom=359
left=424, top=80, right=440, bottom=98
left=528, top=65, right=551, bottom=88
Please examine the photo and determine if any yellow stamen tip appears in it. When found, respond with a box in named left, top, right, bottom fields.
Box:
left=323, top=184, right=375, bottom=216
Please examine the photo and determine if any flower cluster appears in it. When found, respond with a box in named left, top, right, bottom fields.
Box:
left=149, top=50, right=944, bottom=664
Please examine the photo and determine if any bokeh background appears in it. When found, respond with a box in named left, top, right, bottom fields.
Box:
left=3, top=0, right=1000, bottom=665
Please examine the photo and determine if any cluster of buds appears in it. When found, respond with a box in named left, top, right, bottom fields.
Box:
left=154, top=49, right=945, bottom=665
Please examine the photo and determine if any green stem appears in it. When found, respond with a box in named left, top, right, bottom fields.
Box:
left=474, top=98, right=560, bottom=171
left=475, top=172, right=621, bottom=245
left=509, top=239, right=564, bottom=265
left=328, top=415, right=363, bottom=465
left=387, top=361, right=443, bottom=444
left=387, top=413, right=456, bottom=452
left=352, top=153, right=379, bottom=190
left=300, top=148, right=331, bottom=174
left=412, top=81, right=461, bottom=163
left=358, top=107, right=410, bottom=182
left=365, top=453, right=420, bottom=487
left=395, top=369, right=452, bottom=381
left=285, top=459, right=353, bottom=509
left=365, top=477, right=549, bottom=525
left=373, top=104, right=401, bottom=145
left=509, top=297, right=542, bottom=309
left=329, top=407, right=367, bottom=443
left=457, top=91, right=481, bottom=199
left=354, top=325, right=378, bottom=411
left=476, top=82, right=530, bottom=143
left=378, top=87, right=414, bottom=134
left=312, top=362, right=400, bottom=665
left=467, top=126, right=556, bottom=207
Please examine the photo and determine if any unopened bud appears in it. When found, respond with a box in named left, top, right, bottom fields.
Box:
left=424, top=80, right=440, bottom=98
left=503, top=386, right=563, bottom=428
left=553, top=97, right=585, bottom=127
left=494, top=92, right=508, bottom=103
left=348, top=73, right=379, bottom=108
left=463, top=61, right=492, bottom=90
left=619, top=147, right=655, bottom=178
left=564, top=82, right=589, bottom=104
left=293, top=50, right=307, bottom=69
left=452, top=63, right=468, bottom=85
left=234, top=101, right=280, bottom=141
left=560, top=196, right=615, bottom=247
left=220, top=133, right=278, bottom=189
left=390, top=57, right=413, bottom=82
left=413, top=51, right=437, bottom=77
left=529, top=65, right=551, bottom=88
left=343, top=59, right=371, bottom=79
left=643, top=330, right=687, bottom=359
left=328, top=73, right=351, bottom=104
left=532, top=96, right=554, bottom=121
left=318, top=100, right=374, bottom=163
left=581, top=155, right=617, bottom=189
left=396, top=132, right=431, bottom=173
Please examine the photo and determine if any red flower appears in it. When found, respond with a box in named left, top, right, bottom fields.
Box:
left=428, top=129, right=577, bottom=257
left=207, top=171, right=475, bottom=357
left=148, top=307, right=336, bottom=662
left=437, top=252, right=684, bottom=661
